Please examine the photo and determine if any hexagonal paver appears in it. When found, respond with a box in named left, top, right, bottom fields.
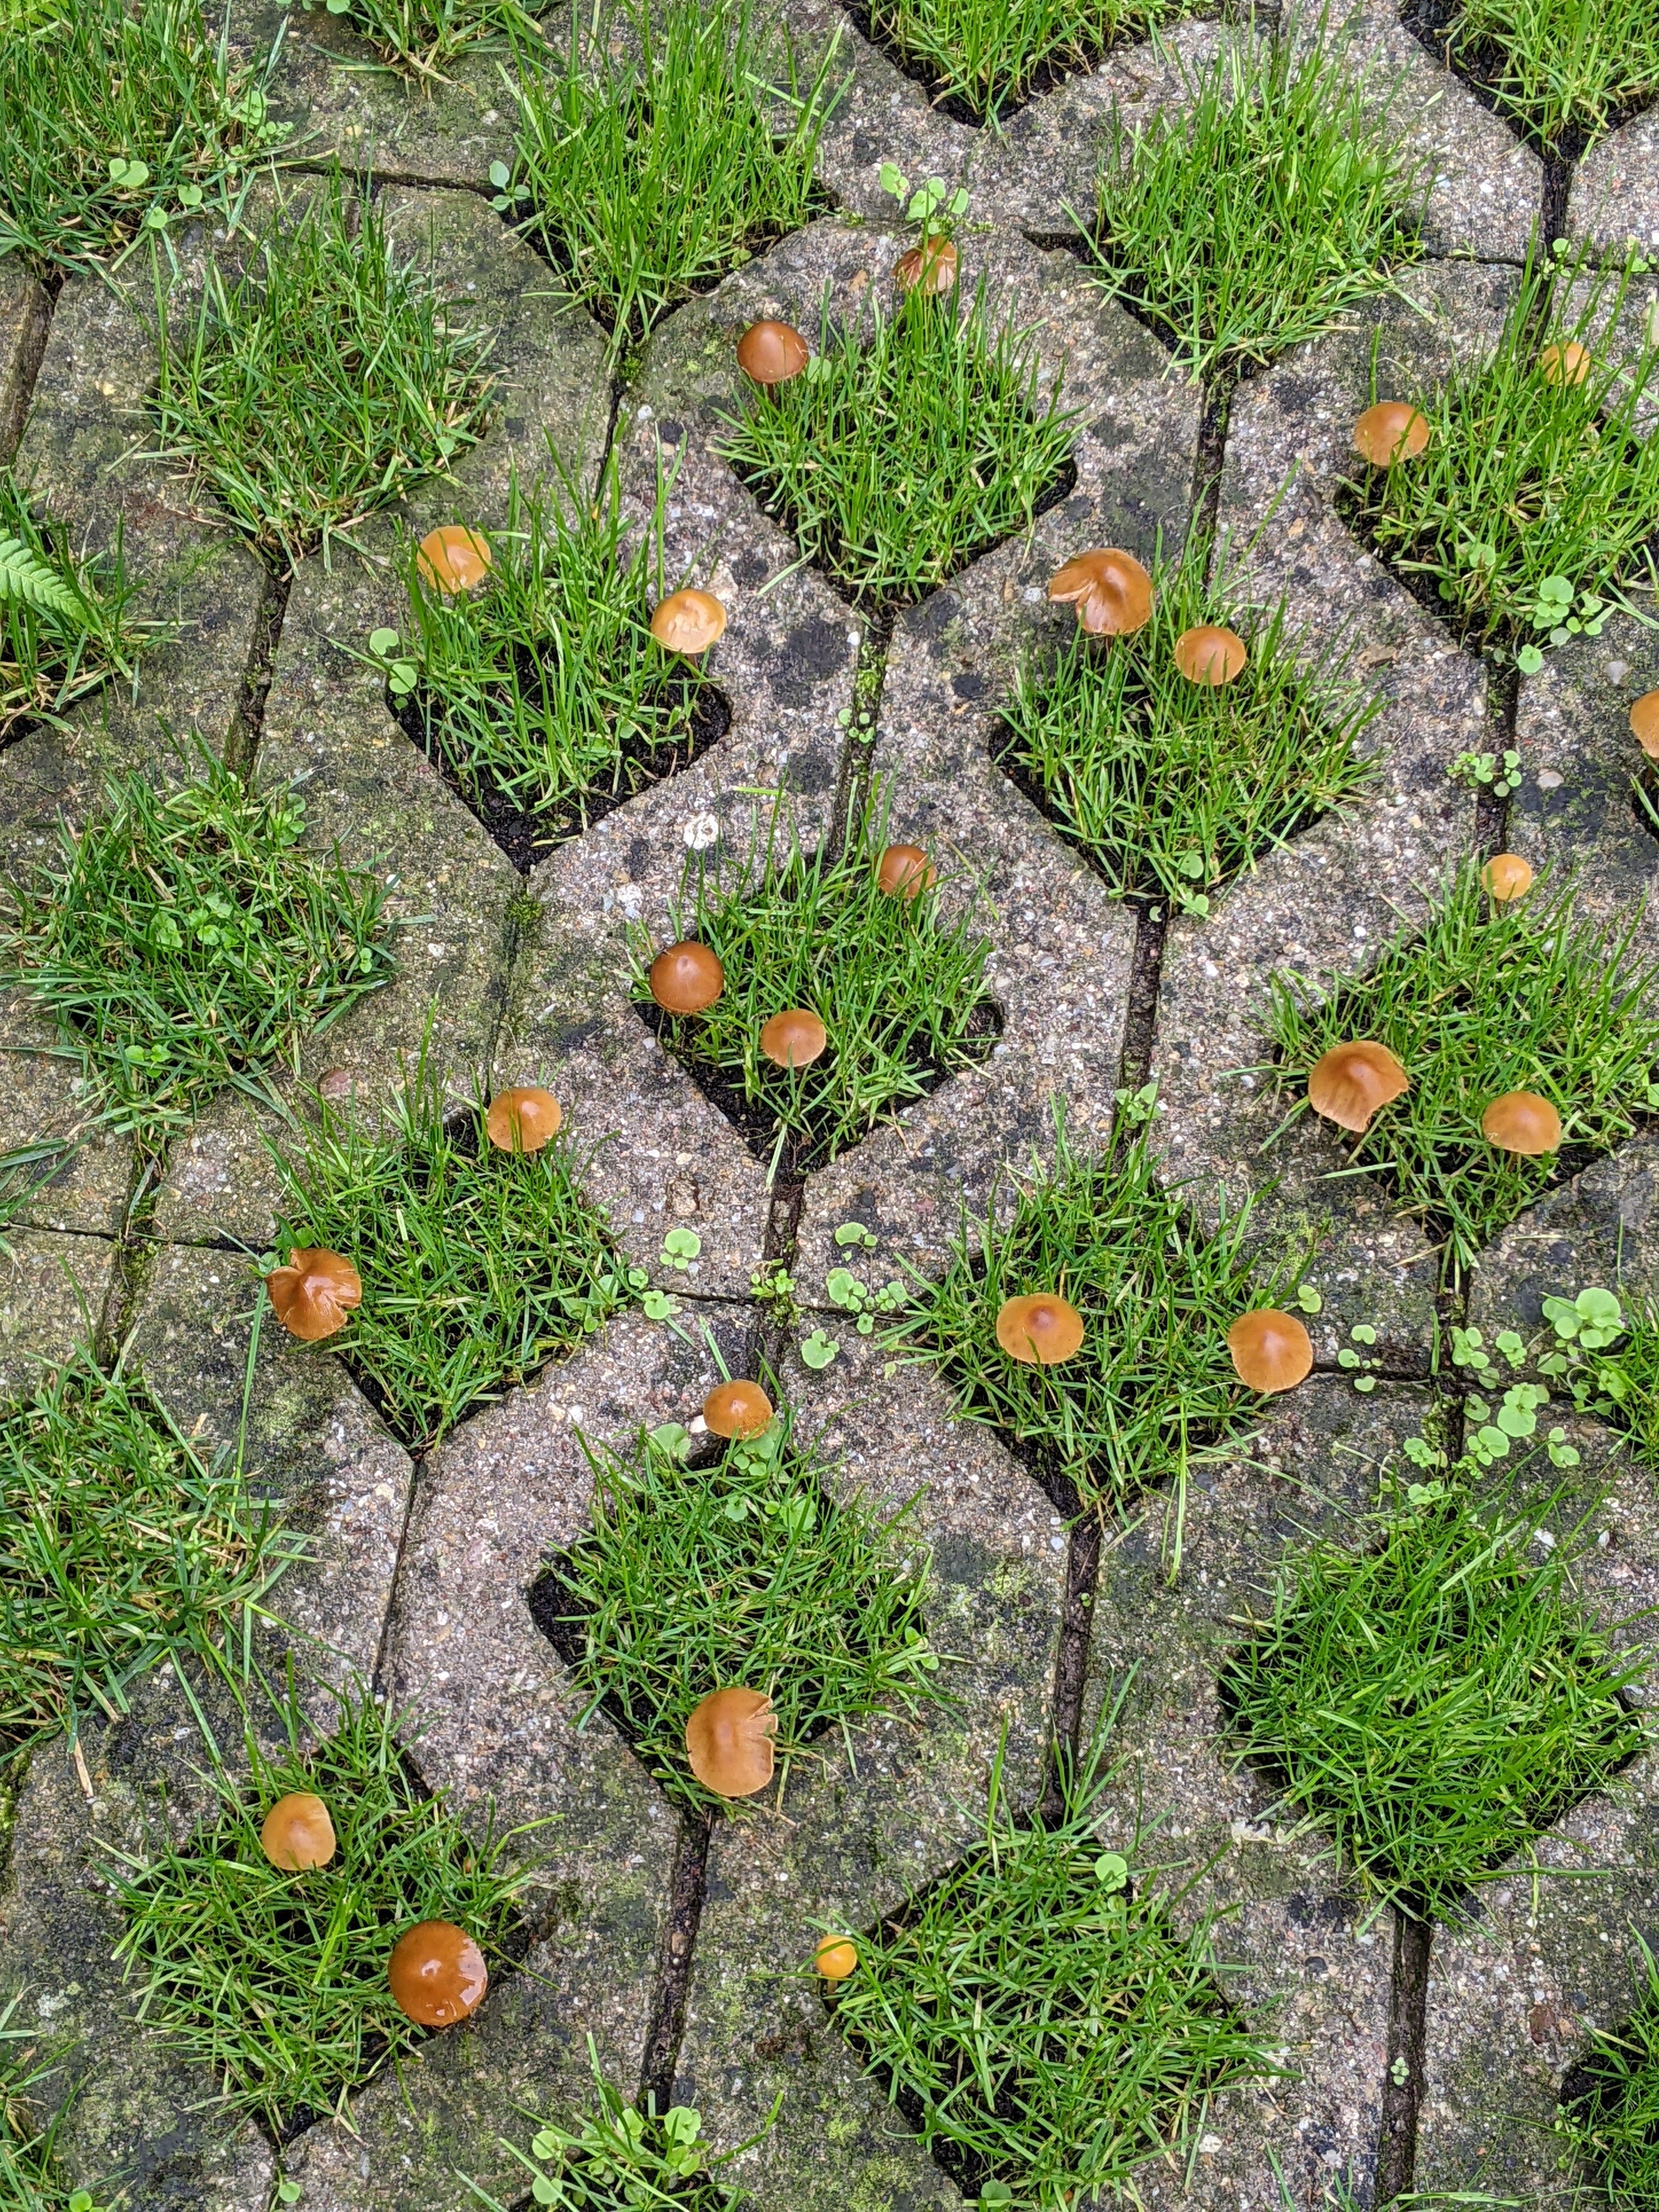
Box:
left=1575, top=108, right=1659, bottom=254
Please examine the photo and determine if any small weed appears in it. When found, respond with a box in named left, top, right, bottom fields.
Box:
left=470, top=2055, right=752, bottom=2210
left=1442, top=0, right=1659, bottom=151
left=865, top=0, right=1191, bottom=121
left=0, top=472, right=151, bottom=743
left=301, top=0, right=536, bottom=81
left=1447, top=747, right=1521, bottom=797
left=1557, top=1934, right=1659, bottom=2209
left=1540, top=1286, right=1659, bottom=1469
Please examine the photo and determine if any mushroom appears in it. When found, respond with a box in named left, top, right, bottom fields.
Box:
left=1539, top=341, right=1591, bottom=387
left=1481, top=1090, right=1561, bottom=1155
left=736, top=320, right=809, bottom=388
left=876, top=843, right=936, bottom=899
left=893, top=239, right=958, bottom=297
left=387, top=1920, right=489, bottom=2028
left=1173, top=624, right=1248, bottom=686
left=259, top=1792, right=336, bottom=1871
left=650, top=941, right=725, bottom=1015
left=760, top=1008, right=828, bottom=1069
left=1481, top=853, right=1533, bottom=901
left=1352, top=403, right=1430, bottom=466
left=1630, top=690, right=1659, bottom=759
left=685, top=1686, right=776, bottom=1797
left=484, top=1086, right=563, bottom=1154
left=1306, top=1040, right=1409, bottom=1135
left=416, top=526, right=492, bottom=594
left=1047, top=549, right=1153, bottom=637
left=815, top=1934, right=858, bottom=1980
left=267, top=1248, right=362, bottom=1342
left=650, top=590, right=726, bottom=657
left=1226, top=1308, right=1313, bottom=1395
left=995, top=1292, right=1085, bottom=1365
left=704, top=1378, right=774, bottom=1439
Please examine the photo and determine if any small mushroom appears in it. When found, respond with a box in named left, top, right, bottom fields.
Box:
left=760, top=1008, right=828, bottom=1069
left=1481, top=853, right=1534, bottom=901
left=1539, top=341, right=1591, bottom=387
left=387, top=1920, right=489, bottom=2028
left=259, top=1792, right=335, bottom=1871
left=1047, top=549, right=1153, bottom=637
left=736, top=320, right=809, bottom=388
left=650, top=589, right=726, bottom=656
left=650, top=941, right=725, bottom=1015
left=1226, top=1308, right=1313, bottom=1395
left=995, top=1292, right=1085, bottom=1366
left=685, top=1686, right=776, bottom=1797
left=893, top=239, right=958, bottom=297
left=1630, top=690, right=1659, bottom=759
left=876, top=843, right=936, bottom=899
left=1173, top=624, right=1248, bottom=686
left=1481, top=1090, right=1561, bottom=1155
left=1352, top=403, right=1430, bottom=466
left=485, top=1086, right=562, bottom=1153
left=704, top=1378, right=774, bottom=1439
left=815, top=1934, right=858, bottom=1980
left=1306, top=1040, right=1409, bottom=1135
left=267, top=1248, right=362, bottom=1342
left=416, top=526, right=492, bottom=594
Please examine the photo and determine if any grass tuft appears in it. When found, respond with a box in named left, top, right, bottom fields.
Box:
left=864, top=0, right=1192, bottom=122
left=0, top=1992, right=110, bottom=2212
left=1558, top=1936, right=1659, bottom=2210
left=1441, top=0, right=1659, bottom=151
left=475, top=2061, right=751, bottom=2211
left=0, top=472, right=151, bottom=743
left=302, top=0, right=537, bottom=81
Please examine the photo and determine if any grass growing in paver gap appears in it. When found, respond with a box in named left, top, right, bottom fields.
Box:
left=1084, top=31, right=1426, bottom=381
left=535, top=1410, right=940, bottom=1816
left=301, top=0, right=537, bottom=81
left=2, top=755, right=393, bottom=1150
left=504, top=0, right=836, bottom=353
left=0, top=1993, right=110, bottom=2212
left=1220, top=1480, right=1647, bottom=1918
left=0, top=0, right=288, bottom=275
left=716, top=279, right=1077, bottom=613
left=1559, top=1937, right=1659, bottom=2210
left=995, top=545, right=1378, bottom=914
left=0, top=473, right=150, bottom=743
left=860, top=0, right=1193, bottom=123
left=146, top=176, right=495, bottom=569
left=475, top=2064, right=752, bottom=2211
left=1432, top=0, right=1659, bottom=153
left=1264, top=862, right=1659, bottom=1280
left=109, top=1688, right=532, bottom=2134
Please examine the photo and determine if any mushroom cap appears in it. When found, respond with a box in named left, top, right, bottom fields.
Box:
left=1481, top=1089, right=1561, bottom=1155
left=259, top=1791, right=336, bottom=1871
left=736, top=320, right=809, bottom=387
left=387, top=1920, right=489, bottom=2028
left=893, top=239, right=958, bottom=297
left=650, top=588, right=726, bottom=656
left=685, top=1686, right=776, bottom=1797
left=1481, top=853, right=1534, bottom=901
left=1352, top=403, right=1430, bottom=466
left=815, top=1934, right=858, bottom=1980
left=1047, top=549, right=1153, bottom=637
left=484, top=1086, right=563, bottom=1153
left=995, top=1292, right=1085, bottom=1365
left=1306, top=1040, right=1410, bottom=1135
left=1630, top=690, right=1659, bottom=759
left=1539, top=341, right=1591, bottom=387
left=1226, top=1308, right=1314, bottom=1394
left=704, top=1378, right=774, bottom=1440
left=760, top=1008, right=828, bottom=1069
left=267, top=1248, right=363, bottom=1342
left=876, top=843, right=936, bottom=899
left=650, top=941, right=725, bottom=1015
left=1173, top=624, right=1248, bottom=686
left=416, top=526, right=492, bottom=594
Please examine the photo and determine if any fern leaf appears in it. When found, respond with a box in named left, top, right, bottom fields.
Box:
left=0, top=533, right=77, bottom=617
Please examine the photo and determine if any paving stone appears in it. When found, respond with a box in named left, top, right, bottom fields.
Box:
left=1472, top=1136, right=1659, bottom=1349
left=0, top=1227, right=116, bottom=1393
left=1573, top=105, right=1659, bottom=257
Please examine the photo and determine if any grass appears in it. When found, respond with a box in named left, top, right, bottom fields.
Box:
left=1442, top=0, right=1659, bottom=151
left=862, top=0, right=1190, bottom=121
left=0, top=1994, right=108, bottom=2212
left=0, top=1351, right=300, bottom=1750
left=1220, top=1481, right=1647, bottom=1918
left=630, top=803, right=998, bottom=1177
left=504, top=0, right=836, bottom=354
left=0, top=473, right=150, bottom=744
left=1264, top=862, right=1659, bottom=1279
left=148, top=176, right=495, bottom=569
left=1559, top=1937, right=1659, bottom=2210
left=270, top=1061, right=631, bottom=1451
left=716, top=280, right=1076, bottom=612
left=108, top=1688, right=532, bottom=2134
left=302, top=0, right=537, bottom=81
left=1084, top=31, right=1426, bottom=381
left=2, top=754, right=392, bottom=1151
left=538, top=1409, right=940, bottom=1816
left=0, top=0, right=288, bottom=275
left=995, top=547, right=1377, bottom=915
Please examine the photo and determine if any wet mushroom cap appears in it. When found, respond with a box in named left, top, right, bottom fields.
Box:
left=650, top=589, right=726, bottom=656
left=1481, top=1090, right=1561, bottom=1155
left=760, top=1008, right=828, bottom=1068
left=1173, top=624, right=1248, bottom=686
left=485, top=1086, right=563, bottom=1153
left=995, top=1292, right=1085, bottom=1365
left=1226, top=1308, right=1314, bottom=1394
left=703, top=1378, right=774, bottom=1439
left=876, top=843, right=936, bottom=899
left=893, top=239, right=958, bottom=296
left=685, top=1686, right=776, bottom=1796
left=736, top=320, right=809, bottom=386
left=1481, top=853, right=1533, bottom=901
left=1306, top=1040, right=1410, bottom=1135
left=416, top=526, right=492, bottom=593
left=650, top=941, right=725, bottom=1015
left=387, top=1920, right=489, bottom=2028
left=259, top=1792, right=336, bottom=1871
left=1047, top=549, right=1153, bottom=637
left=266, top=1248, right=363, bottom=1342
left=815, top=1934, right=858, bottom=1980
left=1630, top=690, right=1659, bottom=758
left=1539, top=341, right=1591, bottom=386
left=1352, top=403, right=1430, bottom=466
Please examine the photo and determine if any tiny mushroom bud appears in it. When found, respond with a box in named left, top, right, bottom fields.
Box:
left=995, top=1292, right=1085, bottom=1366
left=704, top=1378, right=774, bottom=1439
left=877, top=843, right=936, bottom=899
left=650, top=589, right=726, bottom=657
left=416, top=526, right=492, bottom=594
left=1630, top=690, right=1659, bottom=759
left=387, top=1920, right=489, bottom=2028
left=816, top=1934, right=858, bottom=1980
left=1481, top=1090, right=1561, bottom=1156
left=259, top=1792, right=336, bottom=1871
left=685, top=1686, right=776, bottom=1797
left=267, top=1248, right=362, bottom=1342
left=1306, top=1040, right=1409, bottom=1135
left=1047, top=549, right=1153, bottom=637
left=1539, top=341, right=1591, bottom=387
left=650, top=941, right=725, bottom=1015
left=760, top=1008, right=828, bottom=1069
left=736, top=319, right=809, bottom=388
left=1173, top=624, right=1248, bottom=686
left=1481, top=853, right=1533, bottom=901
left=1226, top=1308, right=1314, bottom=1395
left=894, top=238, right=958, bottom=297
left=1352, top=403, right=1430, bottom=466
left=485, top=1086, right=562, bottom=1153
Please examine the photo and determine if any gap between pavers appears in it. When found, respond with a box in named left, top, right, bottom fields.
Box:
left=1572, top=106, right=1659, bottom=258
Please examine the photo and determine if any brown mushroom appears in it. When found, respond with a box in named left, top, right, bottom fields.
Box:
left=1481, top=853, right=1533, bottom=901
left=736, top=320, right=809, bottom=388
left=876, top=843, right=936, bottom=899
left=1630, top=690, right=1659, bottom=759
left=259, top=1792, right=336, bottom=1871
left=484, top=1086, right=563, bottom=1153
left=995, top=1292, right=1085, bottom=1365
left=1173, top=624, right=1248, bottom=686
left=815, top=1934, right=858, bottom=1980
left=267, top=1248, right=362, bottom=1342
left=650, top=941, right=725, bottom=1015
left=387, top=1920, right=489, bottom=2028
left=1352, top=403, right=1430, bottom=467
left=1481, top=1090, right=1561, bottom=1155
left=650, top=589, right=726, bottom=656
left=704, top=1378, right=774, bottom=1440
left=1539, top=341, right=1591, bottom=387
left=1306, top=1040, right=1409, bottom=1135
left=760, top=1008, right=828, bottom=1069
left=893, top=239, right=958, bottom=297
left=1226, top=1308, right=1313, bottom=1395
left=1047, top=549, right=1153, bottom=637
left=416, top=526, right=492, bottom=594
left=685, top=1686, right=776, bottom=1797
